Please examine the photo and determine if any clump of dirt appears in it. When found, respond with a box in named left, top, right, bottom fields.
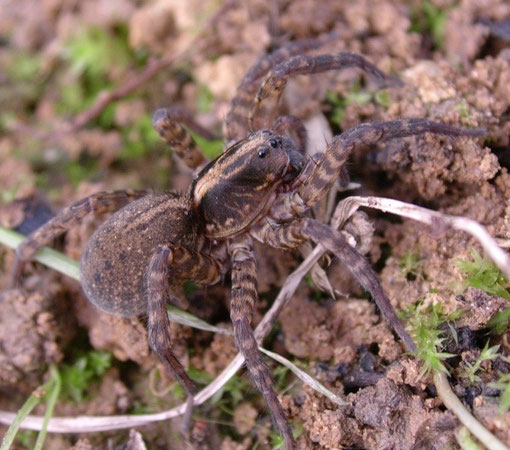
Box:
left=0, top=284, right=74, bottom=390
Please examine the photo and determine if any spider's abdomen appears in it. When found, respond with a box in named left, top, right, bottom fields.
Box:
left=80, top=192, right=196, bottom=317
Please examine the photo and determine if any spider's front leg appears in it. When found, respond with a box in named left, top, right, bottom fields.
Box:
left=253, top=218, right=416, bottom=353
left=8, top=189, right=149, bottom=288
left=228, top=237, right=293, bottom=450
left=250, top=52, right=397, bottom=129
left=146, top=243, right=221, bottom=434
left=152, top=107, right=217, bottom=170
left=274, top=118, right=487, bottom=219
left=224, top=32, right=336, bottom=142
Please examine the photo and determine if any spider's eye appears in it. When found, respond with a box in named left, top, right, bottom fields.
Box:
left=258, top=148, right=268, bottom=158
left=269, top=138, right=278, bottom=148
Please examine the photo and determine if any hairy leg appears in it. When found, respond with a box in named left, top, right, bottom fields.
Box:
left=224, top=31, right=337, bottom=143
left=252, top=218, right=416, bottom=353
left=270, top=119, right=486, bottom=221
left=152, top=107, right=217, bottom=170
left=146, top=244, right=220, bottom=433
left=250, top=52, right=396, bottom=128
left=9, top=189, right=149, bottom=287
left=229, top=237, right=293, bottom=450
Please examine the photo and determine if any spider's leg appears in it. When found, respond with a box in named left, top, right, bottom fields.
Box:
left=272, top=118, right=486, bottom=220
left=146, top=244, right=220, bottom=434
left=152, top=107, right=217, bottom=170
left=253, top=218, right=416, bottom=353
left=224, top=31, right=336, bottom=143
left=271, top=115, right=307, bottom=155
left=251, top=52, right=396, bottom=129
left=229, top=237, right=293, bottom=450
left=8, top=189, right=148, bottom=287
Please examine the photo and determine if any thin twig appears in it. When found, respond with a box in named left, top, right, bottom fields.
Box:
left=334, top=196, right=510, bottom=278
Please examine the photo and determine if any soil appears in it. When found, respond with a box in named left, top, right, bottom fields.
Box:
left=1, top=0, right=510, bottom=449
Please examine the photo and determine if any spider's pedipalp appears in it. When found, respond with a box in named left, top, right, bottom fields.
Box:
left=229, top=237, right=293, bottom=450
left=152, top=107, right=216, bottom=170
left=250, top=52, right=397, bottom=129
left=8, top=189, right=148, bottom=288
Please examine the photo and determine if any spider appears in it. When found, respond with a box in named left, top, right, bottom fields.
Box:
left=7, top=34, right=485, bottom=449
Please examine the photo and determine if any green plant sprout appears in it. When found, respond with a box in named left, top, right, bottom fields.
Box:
left=399, top=302, right=461, bottom=376
left=487, top=308, right=510, bottom=335
left=270, top=419, right=305, bottom=449
left=460, top=340, right=500, bottom=384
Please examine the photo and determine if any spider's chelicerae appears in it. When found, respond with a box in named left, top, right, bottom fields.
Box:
left=9, top=35, right=485, bottom=449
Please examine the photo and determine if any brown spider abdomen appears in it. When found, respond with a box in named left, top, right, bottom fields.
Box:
left=80, top=192, right=197, bottom=317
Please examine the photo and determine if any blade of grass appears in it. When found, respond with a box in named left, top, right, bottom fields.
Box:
left=259, top=347, right=347, bottom=406
left=0, top=373, right=55, bottom=450
left=0, top=227, right=80, bottom=281
left=34, top=365, right=61, bottom=450
left=335, top=197, right=510, bottom=278
left=167, top=305, right=233, bottom=335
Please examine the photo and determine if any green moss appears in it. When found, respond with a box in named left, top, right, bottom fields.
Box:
left=490, top=373, right=510, bottom=412
left=457, top=249, right=510, bottom=300
left=399, top=251, right=423, bottom=281
left=60, top=350, right=113, bottom=403
left=120, top=115, right=160, bottom=159
left=409, top=1, right=449, bottom=50
left=399, top=301, right=461, bottom=376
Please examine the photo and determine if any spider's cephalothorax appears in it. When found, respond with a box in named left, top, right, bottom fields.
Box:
left=192, top=130, right=305, bottom=238
left=7, top=37, right=485, bottom=449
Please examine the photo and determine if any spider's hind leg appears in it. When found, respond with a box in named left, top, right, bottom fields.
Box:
left=152, top=107, right=217, bottom=170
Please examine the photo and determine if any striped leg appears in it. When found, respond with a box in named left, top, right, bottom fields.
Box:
left=224, top=32, right=336, bottom=143
left=250, top=52, right=395, bottom=129
left=254, top=218, right=417, bottom=353
left=9, top=189, right=149, bottom=287
left=152, top=107, right=216, bottom=170
left=146, top=244, right=220, bottom=433
left=270, top=119, right=486, bottom=221
left=229, top=237, right=293, bottom=450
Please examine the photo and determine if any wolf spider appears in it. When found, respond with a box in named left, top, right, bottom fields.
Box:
left=8, top=34, right=484, bottom=449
